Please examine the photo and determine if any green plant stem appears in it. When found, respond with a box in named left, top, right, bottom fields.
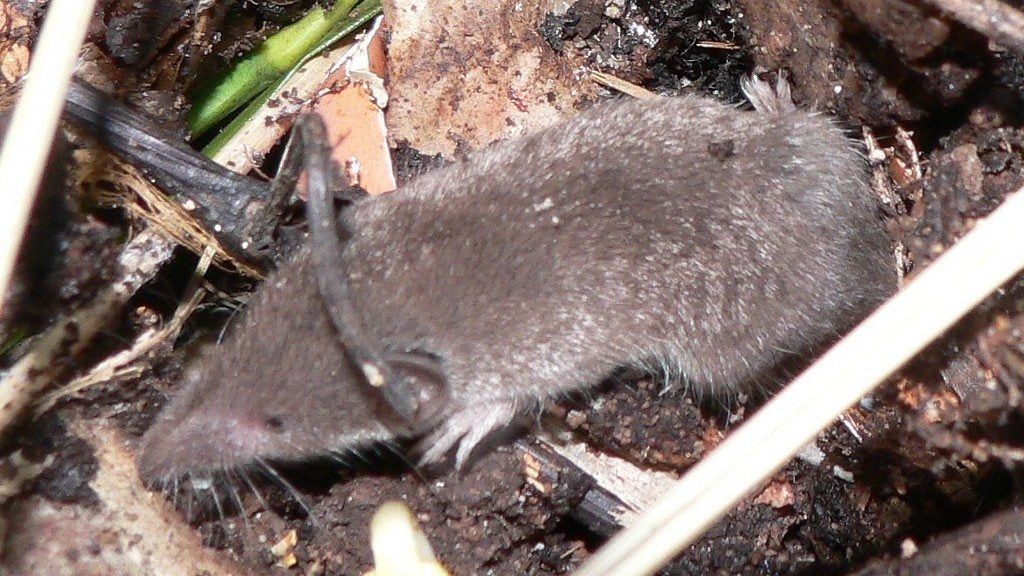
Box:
left=201, top=0, right=382, bottom=157
left=0, top=327, right=27, bottom=357
left=188, top=0, right=361, bottom=138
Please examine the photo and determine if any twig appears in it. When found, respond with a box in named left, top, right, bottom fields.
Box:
left=65, top=80, right=272, bottom=267
left=30, top=246, right=214, bottom=417
left=519, top=439, right=674, bottom=538
left=589, top=71, right=658, bottom=100
left=918, top=0, right=1024, bottom=57
left=0, top=231, right=174, bottom=440
left=0, top=0, right=98, bottom=320
left=33, top=272, right=207, bottom=417
left=572, top=182, right=1024, bottom=574
left=534, top=438, right=675, bottom=525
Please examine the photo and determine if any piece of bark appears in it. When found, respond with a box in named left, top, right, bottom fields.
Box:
left=382, top=0, right=593, bottom=157
left=312, top=17, right=395, bottom=195
left=0, top=2, right=32, bottom=86
left=1, top=419, right=256, bottom=576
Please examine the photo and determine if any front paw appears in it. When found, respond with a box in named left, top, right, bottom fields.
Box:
left=416, top=399, right=520, bottom=468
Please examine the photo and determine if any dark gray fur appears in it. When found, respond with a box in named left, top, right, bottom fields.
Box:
left=137, top=80, right=894, bottom=482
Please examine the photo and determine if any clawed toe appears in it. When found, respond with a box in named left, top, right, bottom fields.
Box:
left=416, top=400, right=520, bottom=469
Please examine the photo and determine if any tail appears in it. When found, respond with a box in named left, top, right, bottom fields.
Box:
left=740, top=72, right=798, bottom=115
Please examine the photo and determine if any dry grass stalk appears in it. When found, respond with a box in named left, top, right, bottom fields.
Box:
left=0, top=0, right=98, bottom=318
left=77, top=149, right=264, bottom=278
left=33, top=275, right=207, bottom=416
left=589, top=71, right=658, bottom=100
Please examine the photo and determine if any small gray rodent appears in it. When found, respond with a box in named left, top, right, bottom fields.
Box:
left=137, top=78, right=894, bottom=483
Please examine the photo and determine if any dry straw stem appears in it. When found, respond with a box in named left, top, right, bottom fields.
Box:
left=573, top=187, right=1024, bottom=574
left=79, top=150, right=263, bottom=278
left=919, top=0, right=1024, bottom=56
left=589, top=71, right=658, bottom=100
left=0, top=0, right=98, bottom=319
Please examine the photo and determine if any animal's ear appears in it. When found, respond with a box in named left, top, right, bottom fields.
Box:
left=381, top=350, right=450, bottom=430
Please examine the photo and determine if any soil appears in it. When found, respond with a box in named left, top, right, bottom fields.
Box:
left=5, top=0, right=1024, bottom=575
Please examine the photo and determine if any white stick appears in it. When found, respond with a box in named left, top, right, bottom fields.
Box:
left=572, top=185, right=1024, bottom=575
left=0, top=0, right=98, bottom=319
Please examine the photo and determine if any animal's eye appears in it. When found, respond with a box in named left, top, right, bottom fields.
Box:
left=264, top=415, right=285, bottom=431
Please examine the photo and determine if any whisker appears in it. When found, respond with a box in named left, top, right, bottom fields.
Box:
left=239, top=468, right=271, bottom=513
left=225, top=470, right=250, bottom=529
left=208, top=473, right=226, bottom=522
left=349, top=449, right=370, bottom=465
left=383, top=442, right=428, bottom=485
left=186, top=476, right=197, bottom=522
left=326, top=450, right=350, bottom=467
left=256, top=458, right=312, bottom=517
left=217, top=306, right=244, bottom=344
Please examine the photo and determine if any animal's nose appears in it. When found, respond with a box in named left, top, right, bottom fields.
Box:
left=136, top=414, right=268, bottom=485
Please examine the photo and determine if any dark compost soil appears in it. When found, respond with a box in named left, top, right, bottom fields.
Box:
left=5, top=0, right=1024, bottom=575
